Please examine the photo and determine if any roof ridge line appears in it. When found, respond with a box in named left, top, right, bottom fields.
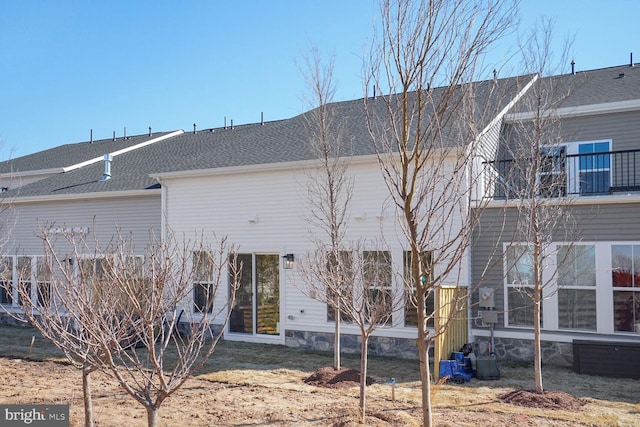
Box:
left=61, top=130, right=184, bottom=173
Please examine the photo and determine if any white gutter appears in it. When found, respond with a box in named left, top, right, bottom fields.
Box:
left=149, top=153, right=383, bottom=181
left=1, top=188, right=161, bottom=205
left=505, top=98, right=640, bottom=122
left=62, top=129, right=184, bottom=173
left=0, top=168, right=65, bottom=179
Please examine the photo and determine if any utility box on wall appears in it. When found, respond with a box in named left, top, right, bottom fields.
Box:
left=478, top=287, right=495, bottom=309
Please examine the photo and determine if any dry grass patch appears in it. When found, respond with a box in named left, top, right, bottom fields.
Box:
left=1, top=324, right=639, bottom=426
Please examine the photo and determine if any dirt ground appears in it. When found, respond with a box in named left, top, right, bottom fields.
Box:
left=1, top=324, right=637, bottom=426
left=0, top=357, right=623, bottom=427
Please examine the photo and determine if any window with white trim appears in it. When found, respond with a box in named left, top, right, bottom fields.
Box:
left=326, top=250, right=353, bottom=323
left=504, top=245, right=541, bottom=327
left=0, top=256, right=13, bottom=305
left=557, top=245, right=596, bottom=330
left=12, top=256, right=52, bottom=308
left=363, top=250, right=393, bottom=324
left=193, top=250, right=215, bottom=314
left=611, top=245, right=640, bottom=333
left=403, top=251, right=434, bottom=328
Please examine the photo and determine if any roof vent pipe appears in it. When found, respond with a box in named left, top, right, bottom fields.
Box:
left=112, top=131, right=116, bottom=141
left=631, top=52, right=634, bottom=67
left=224, top=116, right=227, bottom=130
left=231, top=119, right=234, bottom=130
left=124, top=127, right=127, bottom=140
left=193, top=123, right=197, bottom=134
left=261, top=111, right=264, bottom=125
left=90, top=129, right=93, bottom=144
left=571, top=60, right=575, bottom=75
left=373, top=85, right=376, bottom=99
left=148, top=126, right=152, bottom=137
left=493, top=69, right=497, bottom=82
left=100, top=154, right=113, bottom=181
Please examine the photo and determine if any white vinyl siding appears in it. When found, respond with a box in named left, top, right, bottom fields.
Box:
left=4, top=195, right=161, bottom=255
left=161, top=158, right=470, bottom=341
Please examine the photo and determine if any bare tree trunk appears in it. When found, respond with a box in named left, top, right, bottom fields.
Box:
left=534, top=297, right=543, bottom=393
left=81, top=362, right=94, bottom=427
left=146, top=407, right=158, bottom=427
left=359, top=335, right=369, bottom=423
left=417, top=302, right=433, bottom=427
left=533, top=230, right=544, bottom=393
left=334, top=314, right=341, bottom=370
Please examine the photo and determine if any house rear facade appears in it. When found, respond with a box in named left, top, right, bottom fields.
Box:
left=1, top=64, right=638, bottom=365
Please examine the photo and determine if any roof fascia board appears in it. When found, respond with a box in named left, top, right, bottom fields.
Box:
left=61, top=130, right=184, bottom=173
left=0, top=168, right=65, bottom=179
left=2, top=188, right=161, bottom=205
left=476, top=74, right=539, bottom=138
left=504, top=99, right=640, bottom=122
left=150, top=154, right=383, bottom=181
left=482, top=193, right=640, bottom=209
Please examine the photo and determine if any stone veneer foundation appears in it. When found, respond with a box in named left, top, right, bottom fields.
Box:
left=285, top=329, right=574, bottom=366
left=0, top=313, right=575, bottom=367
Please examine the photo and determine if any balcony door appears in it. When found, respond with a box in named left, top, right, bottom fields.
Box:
left=229, top=253, right=280, bottom=336
left=566, top=141, right=611, bottom=195
left=542, top=140, right=611, bottom=196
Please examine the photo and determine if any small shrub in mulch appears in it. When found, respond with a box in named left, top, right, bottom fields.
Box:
left=304, top=366, right=374, bottom=389
left=500, top=389, right=587, bottom=410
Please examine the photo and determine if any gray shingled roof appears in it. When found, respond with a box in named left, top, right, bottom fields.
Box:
left=2, top=69, right=607, bottom=199
left=0, top=131, right=176, bottom=175
left=509, top=63, right=640, bottom=113
left=560, top=63, right=640, bottom=107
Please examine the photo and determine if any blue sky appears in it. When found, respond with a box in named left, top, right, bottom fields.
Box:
left=1, top=0, right=638, bottom=158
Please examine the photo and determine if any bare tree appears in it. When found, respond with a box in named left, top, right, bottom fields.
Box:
left=298, top=48, right=354, bottom=370
left=4, top=226, right=239, bottom=427
left=498, top=18, right=580, bottom=394
left=364, top=1, right=518, bottom=425
left=2, top=226, right=139, bottom=427
left=300, top=241, right=404, bottom=423
left=95, top=230, right=239, bottom=427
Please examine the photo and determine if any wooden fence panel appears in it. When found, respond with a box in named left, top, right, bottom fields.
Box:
left=434, top=286, right=468, bottom=380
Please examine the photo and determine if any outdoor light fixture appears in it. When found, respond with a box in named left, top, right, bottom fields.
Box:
left=282, top=253, right=295, bottom=269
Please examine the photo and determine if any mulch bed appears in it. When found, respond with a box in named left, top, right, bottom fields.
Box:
left=500, top=389, right=587, bottom=410
left=304, top=366, right=374, bottom=389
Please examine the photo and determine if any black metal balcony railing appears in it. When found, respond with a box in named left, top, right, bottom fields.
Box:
left=483, top=149, right=640, bottom=199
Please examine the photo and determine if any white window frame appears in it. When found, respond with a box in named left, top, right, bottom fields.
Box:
left=611, top=244, right=640, bottom=334
left=503, top=243, right=538, bottom=328
left=555, top=244, right=597, bottom=331
left=192, top=250, right=216, bottom=314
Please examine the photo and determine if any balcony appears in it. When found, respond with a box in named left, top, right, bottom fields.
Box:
left=483, top=149, right=640, bottom=200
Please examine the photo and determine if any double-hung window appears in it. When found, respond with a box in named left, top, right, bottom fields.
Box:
left=326, top=251, right=353, bottom=323
left=0, top=257, right=13, bottom=305
left=557, top=245, right=597, bottom=330
left=505, top=245, right=540, bottom=327
left=363, top=250, right=393, bottom=325
left=16, top=256, right=52, bottom=307
left=403, top=251, right=434, bottom=328
left=193, top=250, right=215, bottom=314
left=611, top=245, right=640, bottom=333
left=35, top=257, right=52, bottom=307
